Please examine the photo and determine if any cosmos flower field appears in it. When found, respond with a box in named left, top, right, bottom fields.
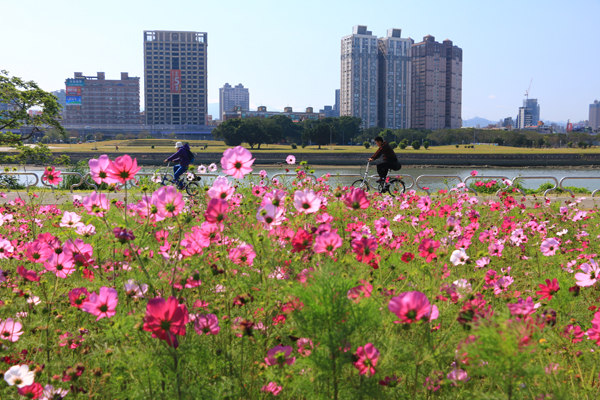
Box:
left=0, top=146, right=599, bottom=399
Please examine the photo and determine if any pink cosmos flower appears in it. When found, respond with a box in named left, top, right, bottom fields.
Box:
left=143, top=296, right=189, bottom=348
left=42, top=166, right=63, bottom=185
left=313, top=232, right=343, bottom=256
left=488, top=241, right=504, bottom=257
left=25, top=241, right=53, bottom=264
left=447, top=364, right=470, bottom=385
left=353, top=343, right=379, bottom=377
left=293, top=189, right=322, bottom=214
left=475, top=257, right=490, bottom=268
left=0, top=318, right=23, bottom=342
left=510, top=229, right=528, bottom=246
left=507, top=296, right=539, bottom=316
left=418, top=238, right=440, bottom=262
left=193, top=313, right=220, bottom=335
left=62, top=239, right=94, bottom=267
left=82, top=191, right=110, bottom=217
left=228, top=244, right=256, bottom=266
left=82, top=287, right=118, bottom=321
left=205, top=198, right=229, bottom=224
left=343, top=187, right=370, bottom=210
left=563, top=324, right=585, bottom=343
left=540, top=238, right=560, bottom=256
left=89, top=155, right=117, bottom=184
left=347, top=280, right=373, bottom=303
left=17, top=266, right=40, bottom=282
left=450, top=248, right=469, bottom=266
left=470, top=170, right=478, bottom=177
left=153, top=186, right=184, bottom=218
left=106, top=154, right=141, bottom=184
left=221, top=146, right=255, bottom=179
left=351, top=237, right=378, bottom=264
left=0, top=239, right=14, bottom=259
left=265, top=345, right=296, bottom=367
left=286, top=155, right=296, bottom=165
left=586, top=312, right=600, bottom=346
left=575, top=259, right=600, bottom=287
left=261, top=382, right=283, bottom=396
left=297, top=338, right=313, bottom=356
left=124, top=279, right=148, bottom=298
left=42, top=384, right=69, bottom=399
left=536, top=278, right=560, bottom=300
left=59, top=211, right=83, bottom=229
left=416, top=196, right=432, bottom=212
left=18, top=382, right=44, bottom=398
left=388, top=291, right=438, bottom=324
left=68, top=288, right=90, bottom=308
left=44, top=253, right=76, bottom=279
left=256, top=203, right=285, bottom=227
left=207, top=176, right=235, bottom=200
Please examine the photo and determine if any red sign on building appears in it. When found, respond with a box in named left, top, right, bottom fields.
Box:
left=170, top=70, right=182, bottom=93
left=66, top=86, right=81, bottom=96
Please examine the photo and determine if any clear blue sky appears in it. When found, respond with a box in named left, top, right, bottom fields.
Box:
left=3, top=0, right=598, bottom=123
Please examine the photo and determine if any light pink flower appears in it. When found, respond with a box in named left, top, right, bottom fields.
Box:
left=447, top=363, right=469, bottom=385
left=107, top=154, right=141, bottom=184
left=89, top=155, right=117, bottom=184
left=205, top=198, right=229, bottom=224
left=0, top=318, right=23, bottom=342
left=221, top=146, right=255, bottom=179
left=261, top=382, right=282, bottom=396
left=353, top=343, right=379, bottom=377
left=265, top=345, right=296, bottom=367
left=256, top=203, right=285, bottom=228
left=507, top=296, right=539, bottom=316
left=44, top=253, right=76, bottom=278
left=82, top=287, right=118, bottom=321
left=587, top=311, right=600, bottom=345
left=450, top=248, right=469, bottom=266
left=153, top=186, right=184, bottom=218
left=540, top=238, right=560, bottom=256
left=313, top=232, right=342, bottom=256
left=82, top=191, right=110, bottom=217
left=297, top=338, right=313, bottom=356
left=293, top=189, right=322, bottom=214
left=0, top=239, right=14, bottom=259
left=286, top=155, right=296, bottom=165
left=207, top=176, right=235, bottom=200
left=343, top=187, right=370, bottom=210
left=229, top=244, right=256, bottom=266
left=193, top=314, right=220, bottom=335
left=575, top=259, right=600, bottom=287
left=59, top=211, right=83, bottom=228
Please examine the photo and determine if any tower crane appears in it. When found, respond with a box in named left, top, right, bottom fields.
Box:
left=524, top=78, right=533, bottom=100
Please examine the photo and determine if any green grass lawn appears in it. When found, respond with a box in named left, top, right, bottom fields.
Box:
left=44, top=140, right=600, bottom=155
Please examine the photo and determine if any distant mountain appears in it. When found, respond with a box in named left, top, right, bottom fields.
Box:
left=463, top=117, right=498, bottom=128
left=542, top=120, right=567, bottom=127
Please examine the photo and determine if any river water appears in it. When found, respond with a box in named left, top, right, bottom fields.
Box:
left=6, top=165, right=600, bottom=193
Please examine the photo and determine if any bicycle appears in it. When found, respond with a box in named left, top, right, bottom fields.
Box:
left=351, top=161, right=405, bottom=196
left=160, top=162, right=201, bottom=196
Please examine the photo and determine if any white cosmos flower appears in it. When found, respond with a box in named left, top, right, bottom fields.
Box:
left=450, top=248, right=469, bottom=266
left=4, top=364, right=35, bottom=388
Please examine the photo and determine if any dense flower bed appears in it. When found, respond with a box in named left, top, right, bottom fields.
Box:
left=0, top=147, right=599, bottom=399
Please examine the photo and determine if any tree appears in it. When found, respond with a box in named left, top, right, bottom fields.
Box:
left=237, top=118, right=268, bottom=149
left=260, top=118, right=283, bottom=145
left=212, top=118, right=243, bottom=146
left=423, top=141, right=430, bottom=150
left=115, top=134, right=125, bottom=141
left=302, top=122, right=336, bottom=149
left=0, top=70, right=64, bottom=164
left=338, top=116, right=362, bottom=144
left=411, top=140, right=421, bottom=150
left=363, top=141, right=370, bottom=149
left=267, top=115, right=302, bottom=144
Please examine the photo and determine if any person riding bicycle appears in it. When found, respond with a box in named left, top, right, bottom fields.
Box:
left=164, top=141, right=192, bottom=189
left=368, top=136, right=401, bottom=184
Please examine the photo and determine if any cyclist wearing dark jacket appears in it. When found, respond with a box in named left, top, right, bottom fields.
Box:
left=164, top=141, right=192, bottom=189
left=368, top=136, right=401, bottom=183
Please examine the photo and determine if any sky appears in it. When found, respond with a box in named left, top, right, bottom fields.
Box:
left=2, top=0, right=599, bottom=123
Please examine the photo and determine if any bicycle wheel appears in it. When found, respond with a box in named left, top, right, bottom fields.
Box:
left=186, top=182, right=200, bottom=196
left=160, top=174, right=175, bottom=186
left=389, top=179, right=406, bottom=195
left=351, top=180, right=370, bottom=191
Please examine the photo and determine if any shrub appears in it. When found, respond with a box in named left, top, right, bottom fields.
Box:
left=291, top=143, right=297, bottom=149
left=151, top=145, right=155, bottom=149
left=423, top=141, right=430, bottom=150
left=115, top=134, right=125, bottom=141
left=301, top=142, right=307, bottom=149
left=389, top=141, right=398, bottom=149
left=363, top=141, right=370, bottom=149
left=399, top=143, right=407, bottom=149
left=567, top=141, right=573, bottom=148
left=455, top=144, right=459, bottom=148
left=411, top=140, right=421, bottom=150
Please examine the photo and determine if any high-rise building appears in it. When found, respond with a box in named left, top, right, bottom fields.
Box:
left=516, top=99, right=540, bottom=129
left=51, top=89, right=66, bottom=118
left=333, top=89, right=340, bottom=113
left=588, top=100, right=600, bottom=130
left=411, top=35, right=462, bottom=130
left=64, top=72, right=140, bottom=125
left=143, top=30, right=208, bottom=126
left=340, top=26, right=379, bottom=128
left=219, top=83, right=249, bottom=119
left=377, top=28, right=412, bottom=129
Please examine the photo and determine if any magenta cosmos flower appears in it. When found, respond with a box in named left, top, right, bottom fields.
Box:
left=193, top=313, right=220, bottom=335
left=575, top=259, right=600, bottom=287
left=107, top=154, right=141, bottom=184
left=204, top=198, right=229, bottom=224
left=143, top=296, right=189, bottom=348
left=536, top=278, right=560, bottom=300
left=540, top=238, right=560, bottom=256
left=417, top=238, right=440, bottom=263
left=82, top=287, right=118, bottom=321
left=351, top=237, right=378, bottom=264
left=587, top=311, right=600, bottom=346
left=265, top=345, right=296, bottom=367
left=221, top=146, right=255, bottom=179
left=0, top=318, right=23, bottom=342
left=261, top=382, right=283, bottom=396
left=353, top=343, right=380, bottom=377
left=82, top=191, right=110, bottom=217
left=42, top=166, right=63, bottom=185
left=89, top=154, right=117, bottom=184
left=153, top=186, right=184, bottom=218
left=44, top=253, right=76, bottom=279
left=388, top=291, right=438, bottom=324
left=313, top=232, right=342, bottom=256
left=343, top=187, right=370, bottom=210
left=293, top=189, right=321, bottom=214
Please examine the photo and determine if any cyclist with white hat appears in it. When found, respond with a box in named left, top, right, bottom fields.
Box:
left=164, top=141, right=193, bottom=189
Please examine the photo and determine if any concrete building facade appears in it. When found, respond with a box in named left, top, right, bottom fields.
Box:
left=334, top=89, right=340, bottom=114
left=377, top=28, right=412, bottom=129
left=143, top=30, right=208, bottom=126
left=219, top=83, right=249, bottom=119
left=516, top=99, right=540, bottom=129
left=411, top=35, right=463, bottom=130
left=340, top=26, right=379, bottom=128
left=589, top=100, right=600, bottom=130
left=64, top=72, right=140, bottom=125
left=51, top=89, right=67, bottom=118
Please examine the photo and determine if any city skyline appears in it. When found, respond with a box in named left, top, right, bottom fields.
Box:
left=1, top=0, right=598, bottom=123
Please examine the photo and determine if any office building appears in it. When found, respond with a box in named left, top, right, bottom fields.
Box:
left=333, top=89, right=340, bottom=113
left=589, top=100, right=600, bottom=130
left=64, top=72, right=140, bottom=125
left=219, top=83, right=249, bottom=119
left=377, top=28, right=412, bottom=129
left=143, top=30, right=208, bottom=126
left=340, top=25, right=379, bottom=128
left=516, top=99, right=540, bottom=129
left=411, top=35, right=463, bottom=130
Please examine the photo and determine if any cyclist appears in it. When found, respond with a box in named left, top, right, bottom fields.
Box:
left=368, top=136, right=401, bottom=184
left=164, top=141, right=192, bottom=189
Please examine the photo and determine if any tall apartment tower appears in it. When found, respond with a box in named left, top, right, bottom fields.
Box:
left=377, top=29, right=413, bottom=129
left=516, top=99, right=540, bottom=129
left=411, top=35, right=462, bottom=130
left=590, top=100, right=600, bottom=130
left=340, top=26, right=379, bottom=128
left=333, top=89, right=340, bottom=113
left=143, top=30, right=207, bottom=126
left=64, top=72, right=140, bottom=125
left=219, top=83, right=249, bottom=119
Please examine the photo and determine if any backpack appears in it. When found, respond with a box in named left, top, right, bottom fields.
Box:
left=186, top=148, right=195, bottom=164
